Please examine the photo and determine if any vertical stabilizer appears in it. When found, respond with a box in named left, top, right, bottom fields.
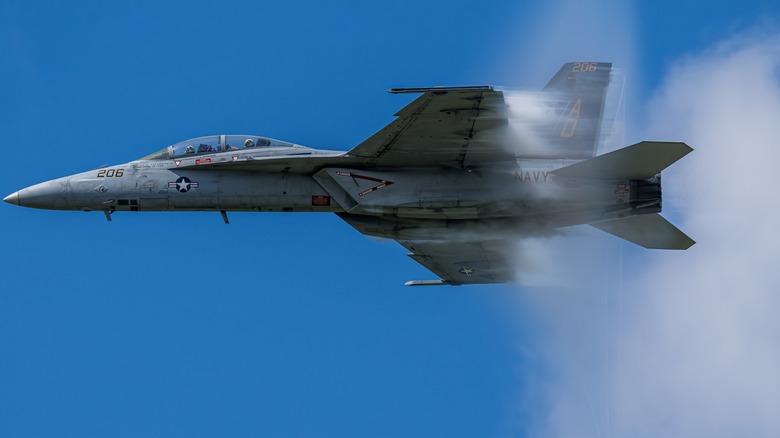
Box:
left=538, top=62, right=612, bottom=159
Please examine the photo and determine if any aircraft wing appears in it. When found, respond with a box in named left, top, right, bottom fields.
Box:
left=399, top=239, right=516, bottom=285
left=346, top=86, right=514, bottom=168
left=335, top=212, right=516, bottom=285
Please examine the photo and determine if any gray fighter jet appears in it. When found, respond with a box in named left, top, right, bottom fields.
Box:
left=4, top=62, right=694, bottom=285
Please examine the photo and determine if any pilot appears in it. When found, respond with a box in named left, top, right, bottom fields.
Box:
left=244, top=138, right=255, bottom=148
left=185, top=145, right=195, bottom=154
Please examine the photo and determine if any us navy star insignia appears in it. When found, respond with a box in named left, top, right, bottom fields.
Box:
left=167, top=176, right=199, bottom=193
left=459, top=266, right=475, bottom=277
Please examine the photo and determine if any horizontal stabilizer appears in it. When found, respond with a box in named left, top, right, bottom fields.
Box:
left=553, top=141, right=692, bottom=180
left=590, top=213, right=695, bottom=249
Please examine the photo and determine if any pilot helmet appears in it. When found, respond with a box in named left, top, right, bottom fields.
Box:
left=244, top=138, right=255, bottom=148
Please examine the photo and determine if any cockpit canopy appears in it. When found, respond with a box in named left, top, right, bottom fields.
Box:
left=140, top=135, right=294, bottom=160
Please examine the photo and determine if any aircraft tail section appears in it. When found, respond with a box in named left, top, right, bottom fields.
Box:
left=553, top=140, right=695, bottom=249
left=590, top=213, right=695, bottom=249
left=538, top=62, right=612, bottom=159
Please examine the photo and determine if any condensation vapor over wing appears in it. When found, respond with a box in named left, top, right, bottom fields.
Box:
left=491, top=1, right=639, bottom=437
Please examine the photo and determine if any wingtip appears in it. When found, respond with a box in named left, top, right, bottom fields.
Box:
left=388, top=86, right=494, bottom=94
left=405, top=280, right=459, bottom=286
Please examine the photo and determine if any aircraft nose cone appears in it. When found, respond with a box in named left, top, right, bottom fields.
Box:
left=3, top=191, right=19, bottom=205
left=9, top=179, right=69, bottom=210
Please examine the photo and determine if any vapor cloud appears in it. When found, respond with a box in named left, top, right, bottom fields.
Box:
left=614, top=32, right=780, bottom=437
left=512, top=31, right=780, bottom=438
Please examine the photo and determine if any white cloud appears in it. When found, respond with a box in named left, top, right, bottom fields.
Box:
left=511, top=31, right=780, bottom=438
left=614, top=32, right=780, bottom=438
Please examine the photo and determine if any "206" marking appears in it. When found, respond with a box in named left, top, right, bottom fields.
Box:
left=97, top=168, right=124, bottom=178
left=572, top=62, right=598, bottom=72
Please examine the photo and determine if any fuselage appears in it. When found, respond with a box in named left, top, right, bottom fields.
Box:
left=16, top=166, right=342, bottom=213
left=4, top=134, right=655, bottom=239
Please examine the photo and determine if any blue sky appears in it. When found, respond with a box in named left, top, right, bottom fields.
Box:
left=3, top=1, right=780, bottom=437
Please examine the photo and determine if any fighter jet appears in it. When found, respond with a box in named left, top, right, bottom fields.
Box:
left=4, top=62, right=694, bottom=285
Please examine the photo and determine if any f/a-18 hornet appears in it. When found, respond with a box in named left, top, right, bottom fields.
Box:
left=5, top=62, right=694, bottom=286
